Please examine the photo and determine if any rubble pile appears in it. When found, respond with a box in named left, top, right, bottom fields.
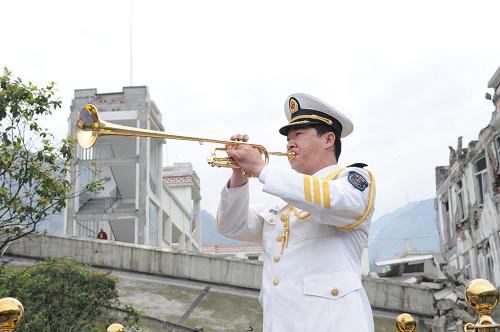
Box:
left=378, top=263, right=482, bottom=331
left=429, top=265, right=477, bottom=332
left=373, top=250, right=500, bottom=331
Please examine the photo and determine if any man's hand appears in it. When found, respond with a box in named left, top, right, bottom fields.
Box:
left=226, top=134, right=266, bottom=187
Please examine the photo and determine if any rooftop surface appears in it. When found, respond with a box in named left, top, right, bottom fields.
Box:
left=4, top=256, right=412, bottom=331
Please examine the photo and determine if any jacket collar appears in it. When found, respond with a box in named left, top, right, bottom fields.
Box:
left=312, top=164, right=340, bottom=178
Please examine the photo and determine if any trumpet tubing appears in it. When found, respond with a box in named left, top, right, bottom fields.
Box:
left=76, top=104, right=295, bottom=169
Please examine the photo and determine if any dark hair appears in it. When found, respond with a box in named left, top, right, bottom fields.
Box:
left=289, top=124, right=341, bottom=161
left=314, top=124, right=341, bottom=161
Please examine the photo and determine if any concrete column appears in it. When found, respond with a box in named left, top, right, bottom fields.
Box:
left=65, top=102, right=79, bottom=237
left=137, top=113, right=148, bottom=244
left=194, top=198, right=201, bottom=245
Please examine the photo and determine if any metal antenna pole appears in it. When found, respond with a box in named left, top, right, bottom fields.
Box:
left=130, top=0, right=133, bottom=86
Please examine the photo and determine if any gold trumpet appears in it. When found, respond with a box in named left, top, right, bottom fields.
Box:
left=76, top=104, right=295, bottom=170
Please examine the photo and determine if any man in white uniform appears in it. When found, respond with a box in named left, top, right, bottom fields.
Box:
left=216, top=93, right=375, bottom=331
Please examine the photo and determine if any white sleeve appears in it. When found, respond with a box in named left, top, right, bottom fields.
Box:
left=216, top=181, right=264, bottom=244
left=261, top=166, right=375, bottom=229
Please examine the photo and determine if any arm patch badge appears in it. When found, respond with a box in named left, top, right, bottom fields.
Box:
left=348, top=171, right=368, bottom=192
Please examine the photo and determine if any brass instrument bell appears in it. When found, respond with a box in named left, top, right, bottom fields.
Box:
left=396, top=313, right=417, bottom=332
left=0, top=297, right=23, bottom=332
left=463, top=279, right=500, bottom=331
left=76, top=104, right=295, bottom=172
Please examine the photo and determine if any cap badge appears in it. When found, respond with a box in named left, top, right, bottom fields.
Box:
left=289, top=97, right=299, bottom=114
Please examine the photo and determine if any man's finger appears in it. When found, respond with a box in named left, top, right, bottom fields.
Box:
left=230, top=134, right=249, bottom=142
left=226, top=149, right=235, bottom=157
left=227, top=149, right=240, bottom=160
left=230, top=134, right=242, bottom=141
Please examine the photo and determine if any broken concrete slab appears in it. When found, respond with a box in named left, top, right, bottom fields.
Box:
left=420, top=282, right=444, bottom=290
left=434, top=287, right=454, bottom=300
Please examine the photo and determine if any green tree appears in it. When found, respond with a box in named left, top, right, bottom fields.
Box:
left=0, top=68, right=102, bottom=252
left=0, top=258, right=142, bottom=331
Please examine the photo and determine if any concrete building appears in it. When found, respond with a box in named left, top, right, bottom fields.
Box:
left=375, top=240, right=445, bottom=281
left=376, top=255, right=446, bottom=280
left=65, top=86, right=201, bottom=250
left=200, top=243, right=264, bottom=261
left=435, top=66, right=500, bottom=286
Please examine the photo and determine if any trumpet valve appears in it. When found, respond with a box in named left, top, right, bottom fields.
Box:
left=209, top=147, right=239, bottom=168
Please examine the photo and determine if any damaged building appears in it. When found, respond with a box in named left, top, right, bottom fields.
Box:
left=435, top=66, right=500, bottom=286
left=66, top=87, right=201, bottom=250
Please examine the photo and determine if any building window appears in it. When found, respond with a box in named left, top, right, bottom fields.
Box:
left=485, top=242, right=495, bottom=282
left=247, top=255, right=259, bottom=261
left=439, top=196, right=454, bottom=249
left=474, top=155, right=489, bottom=205
left=463, top=252, right=471, bottom=279
left=496, top=136, right=500, bottom=159
left=445, top=192, right=455, bottom=242
left=455, top=180, right=466, bottom=221
left=403, top=262, right=425, bottom=273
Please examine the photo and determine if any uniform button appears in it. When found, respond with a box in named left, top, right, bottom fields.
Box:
left=330, top=288, right=339, bottom=296
left=273, top=279, right=280, bottom=286
left=273, top=256, right=280, bottom=263
left=276, top=235, right=283, bottom=242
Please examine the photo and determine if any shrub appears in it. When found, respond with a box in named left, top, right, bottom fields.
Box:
left=0, top=258, right=142, bottom=331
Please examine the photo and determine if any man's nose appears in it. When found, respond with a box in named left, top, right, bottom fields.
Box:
left=287, top=141, right=296, bottom=150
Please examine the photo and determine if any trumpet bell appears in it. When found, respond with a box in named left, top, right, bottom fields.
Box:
left=77, top=104, right=100, bottom=149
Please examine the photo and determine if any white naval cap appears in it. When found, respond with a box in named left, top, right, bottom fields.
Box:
left=279, top=93, right=354, bottom=138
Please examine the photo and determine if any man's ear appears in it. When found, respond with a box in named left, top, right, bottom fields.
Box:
left=324, top=132, right=336, bottom=148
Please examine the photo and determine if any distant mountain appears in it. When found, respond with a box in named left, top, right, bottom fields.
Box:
left=202, top=198, right=441, bottom=263
left=368, top=198, right=440, bottom=269
left=201, top=209, right=249, bottom=245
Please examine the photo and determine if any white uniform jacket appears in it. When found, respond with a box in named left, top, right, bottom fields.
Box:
left=216, top=164, right=376, bottom=332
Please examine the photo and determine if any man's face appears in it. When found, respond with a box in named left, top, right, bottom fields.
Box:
left=286, top=127, right=334, bottom=175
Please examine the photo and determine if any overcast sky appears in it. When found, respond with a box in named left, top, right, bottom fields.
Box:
left=2, top=0, right=500, bottom=220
